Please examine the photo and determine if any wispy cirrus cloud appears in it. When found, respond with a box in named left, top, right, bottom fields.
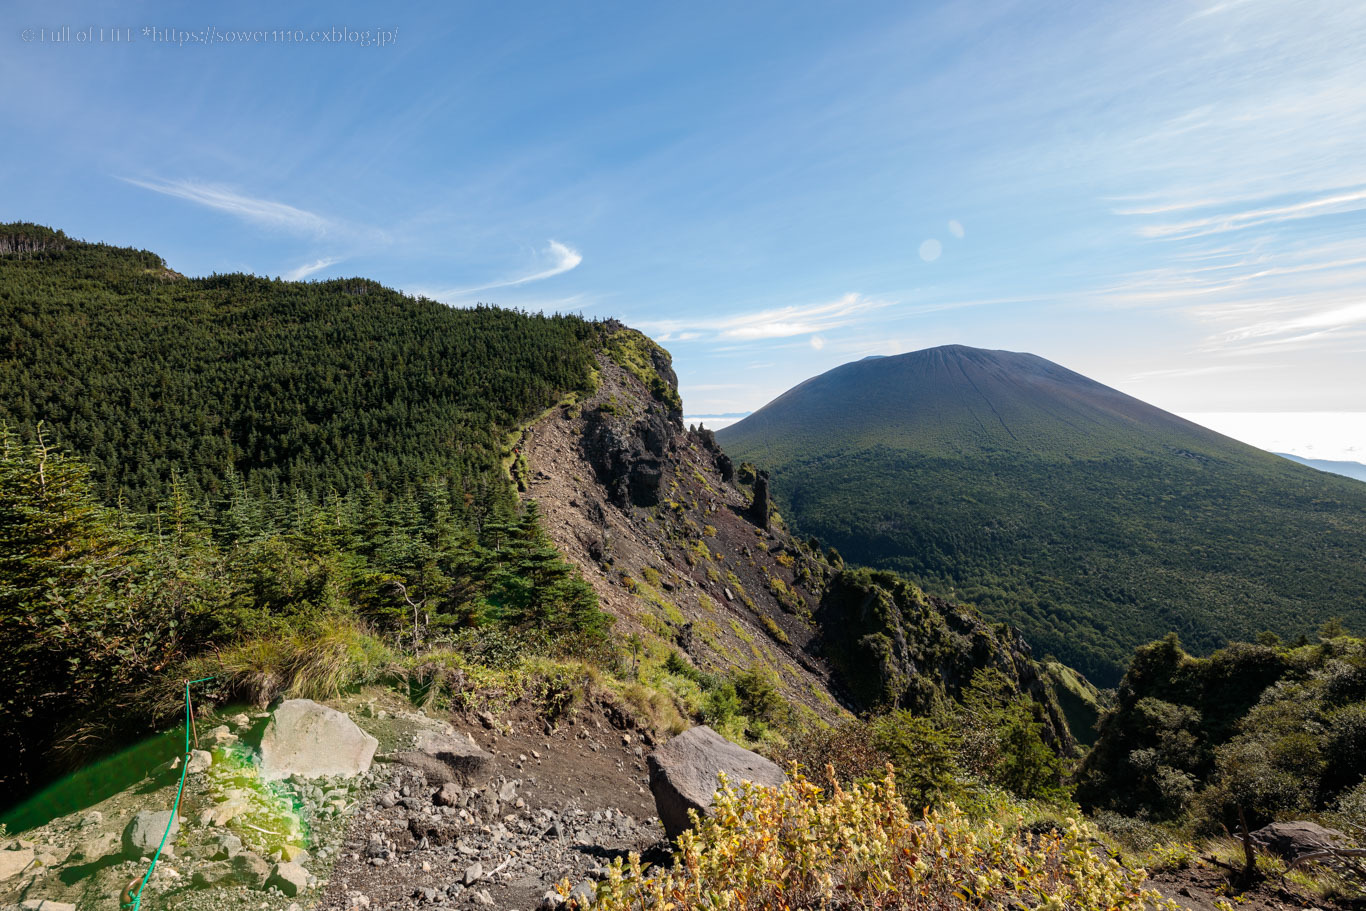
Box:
left=637, top=292, right=892, bottom=342
left=283, top=257, right=342, bottom=281
left=121, top=177, right=334, bottom=237
left=1128, top=363, right=1278, bottom=381
left=424, top=241, right=583, bottom=301
left=1134, top=187, right=1366, bottom=241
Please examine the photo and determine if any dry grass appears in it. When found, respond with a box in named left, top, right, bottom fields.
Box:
left=186, top=617, right=393, bottom=707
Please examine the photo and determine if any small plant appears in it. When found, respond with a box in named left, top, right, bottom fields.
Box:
left=1144, top=841, right=1201, bottom=872
left=759, top=614, right=790, bottom=645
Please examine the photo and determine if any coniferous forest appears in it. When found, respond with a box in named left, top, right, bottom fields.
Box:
left=0, top=224, right=611, bottom=801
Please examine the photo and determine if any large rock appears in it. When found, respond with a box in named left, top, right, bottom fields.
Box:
left=395, top=731, right=494, bottom=786
left=1251, top=821, right=1347, bottom=860
left=647, top=725, right=786, bottom=838
left=123, top=811, right=179, bottom=859
left=230, top=851, right=270, bottom=887
left=268, top=861, right=309, bottom=897
left=0, top=845, right=35, bottom=881
left=258, top=699, right=378, bottom=781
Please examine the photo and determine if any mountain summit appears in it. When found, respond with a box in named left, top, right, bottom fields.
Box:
left=719, top=345, right=1366, bottom=683
left=725, top=344, right=1227, bottom=457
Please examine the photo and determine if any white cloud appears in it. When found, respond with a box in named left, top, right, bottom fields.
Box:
left=425, top=240, right=583, bottom=300
left=1137, top=187, right=1366, bottom=241
left=1222, top=301, right=1366, bottom=342
left=1128, top=363, right=1275, bottom=381
left=634, top=292, right=892, bottom=341
left=122, top=177, right=333, bottom=236
left=810, top=335, right=825, bottom=349
left=283, top=257, right=341, bottom=281
left=1181, top=411, right=1366, bottom=462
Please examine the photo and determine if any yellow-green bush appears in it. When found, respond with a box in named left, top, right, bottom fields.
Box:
left=579, top=767, right=1169, bottom=911
left=760, top=614, right=790, bottom=645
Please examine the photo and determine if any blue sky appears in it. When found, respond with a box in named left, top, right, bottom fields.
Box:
left=4, top=0, right=1364, bottom=456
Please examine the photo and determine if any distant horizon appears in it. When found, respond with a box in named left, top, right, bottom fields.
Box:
left=689, top=409, right=1366, bottom=466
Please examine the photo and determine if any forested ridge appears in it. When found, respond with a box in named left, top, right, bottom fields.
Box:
left=0, top=222, right=601, bottom=510
left=0, top=224, right=612, bottom=807
left=719, top=345, right=1366, bottom=685
left=0, top=225, right=1081, bottom=825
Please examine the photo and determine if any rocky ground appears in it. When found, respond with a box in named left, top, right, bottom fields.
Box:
left=1, top=689, right=675, bottom=911
left=313, top=699, right=668, bottom=911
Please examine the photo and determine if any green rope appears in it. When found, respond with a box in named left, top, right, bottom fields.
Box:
left=125, top=676, right=216, bottom=910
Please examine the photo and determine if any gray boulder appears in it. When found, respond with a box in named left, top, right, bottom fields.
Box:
left=268, top=861, right=309, bottom=897
left=395, top=731, right=493, bottom=786
left=123, top=811, right=179, bottom=859
left=208, top=832, right=242, bottom=861
left=229, top=851, right=270, bottom=887
left=647, top=725, right=786, bottom=838
left=1251, top=821, right=1347, bottom=860
left=258, top=699, right=378, bottom=781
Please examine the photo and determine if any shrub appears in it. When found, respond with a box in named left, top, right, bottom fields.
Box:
left=732, top=666, right=783, bottom=722
left=776, top=718, right=883, bottom=787
left=581, top=768, right=1169, bottom=911
left=871, top=711, right=963, bottom=809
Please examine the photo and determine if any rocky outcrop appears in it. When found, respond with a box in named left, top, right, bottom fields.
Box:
left=257, top=699, right=379, bottom=781
left=395, top=732, right=495, bottom=786
left=813, top=570, right=1075, bottom=752
left=581, top=405, right=677, bottom=509
left=750, top=470, right=771, bottom=530
left=1251, top=821, right=1349, bottom=861
left=695, top=427, right=735, bottom=482
left=647, top=725, right=787, bottom=839
left=576, top=329, right=688, bottom=510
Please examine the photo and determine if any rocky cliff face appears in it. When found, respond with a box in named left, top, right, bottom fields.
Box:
left=517, top=328, right=1075, bottom=746
left=813, top=571, right=1074, bottom=750
left=516, top=328, right=837, bottom=717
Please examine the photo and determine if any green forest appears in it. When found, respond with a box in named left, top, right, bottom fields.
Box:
left=0, top=223, right=601, bottom=510
left=1078, top=626, right=1366, bottom=842
left=719, top=347, right=1366, bottom=686
left=0, top=224, right=613, bottom=805
left=765, top=446, right=1366, bottom=684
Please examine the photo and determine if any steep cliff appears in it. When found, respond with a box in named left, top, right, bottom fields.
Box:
left=516, top=327, right=1077, bottom=749
left=515, top=327, right=837, bottom=718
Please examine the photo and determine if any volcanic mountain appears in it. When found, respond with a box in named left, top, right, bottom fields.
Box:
left=718, top=345, right=1366, bottom=683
